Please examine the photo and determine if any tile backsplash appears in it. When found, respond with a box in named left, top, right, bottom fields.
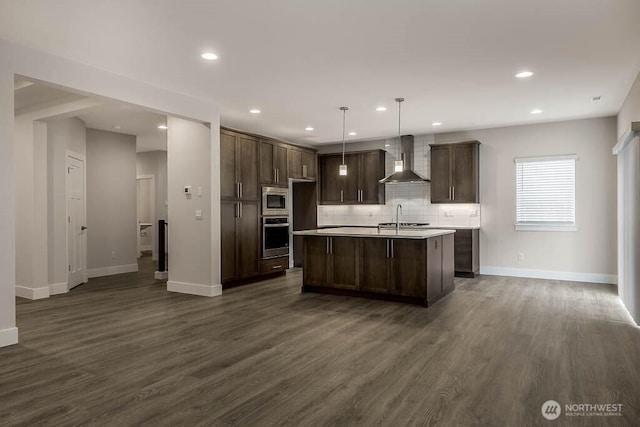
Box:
left=317, top=134, right=481, bottom=228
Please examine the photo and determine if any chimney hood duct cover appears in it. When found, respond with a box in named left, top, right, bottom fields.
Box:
left=379, top=135, right=430, bottom=183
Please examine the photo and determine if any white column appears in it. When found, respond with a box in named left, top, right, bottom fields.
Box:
left=166, top=117, right=221, bottom=296
left=0, top=67, right=18, bottom=347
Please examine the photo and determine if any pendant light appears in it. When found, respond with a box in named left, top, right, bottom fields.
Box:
left=339, top=106, right=349, bottom=176
left=394, top=98, right=405, bottom=172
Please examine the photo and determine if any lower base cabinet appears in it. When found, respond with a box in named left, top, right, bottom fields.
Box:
left=303, top=234, right=454, bottom=305
left=454, top=229, right=479, bottom=278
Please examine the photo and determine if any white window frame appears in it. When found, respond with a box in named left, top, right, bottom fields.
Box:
left=514, top=154, right=577, bottom=232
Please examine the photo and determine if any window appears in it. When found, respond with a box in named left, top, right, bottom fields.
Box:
left=515, top=155, right=577, bottom=231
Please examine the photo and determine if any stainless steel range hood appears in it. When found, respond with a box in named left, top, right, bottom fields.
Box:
left=379, top=135, right=430, bottom=184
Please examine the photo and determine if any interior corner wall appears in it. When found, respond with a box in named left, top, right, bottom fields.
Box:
left=616, top=70, right=640, bottom=323
left=435, top=116, right=618, bottom=283
left=166, top=117, right=219, bottom=296
left=0, top=66, right=18, bottom=346
left=86, top=129, right=137, bottom=276
left=47, top=117, right=86, bottom=290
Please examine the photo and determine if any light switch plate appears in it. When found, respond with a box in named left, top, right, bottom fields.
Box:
left=195, top=209, right=202, bottom=220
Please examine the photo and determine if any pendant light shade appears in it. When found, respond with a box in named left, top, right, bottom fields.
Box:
left=339, top=106, right=349, bottom=176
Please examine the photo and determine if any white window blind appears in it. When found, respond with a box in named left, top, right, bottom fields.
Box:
left=515, top=155, right=576, bottom=230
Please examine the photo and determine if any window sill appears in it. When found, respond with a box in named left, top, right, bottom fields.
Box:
left=514, top=224, right=577, bottom=232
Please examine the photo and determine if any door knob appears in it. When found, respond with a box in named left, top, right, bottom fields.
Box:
left=81, top=226, right=87, bottom=231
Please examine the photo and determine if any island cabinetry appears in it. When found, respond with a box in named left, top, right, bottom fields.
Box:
left=319, top=150, right=385, bottom=204
left=300, top=230, right=455, bottom=306
left=302, top=236, right=358, bottom=290
left=430, top=141, right=480, bottom=203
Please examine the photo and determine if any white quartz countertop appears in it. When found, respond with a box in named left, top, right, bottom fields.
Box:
left=293, top=227, right=456, bottom=239
left=319, top=224, right=480, bottom=230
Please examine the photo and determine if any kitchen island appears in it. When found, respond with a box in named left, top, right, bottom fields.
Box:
left=293, top=227, right=455, bottom=306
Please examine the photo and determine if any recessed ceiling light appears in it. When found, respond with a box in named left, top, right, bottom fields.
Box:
left=384, top=144, right=390, bottom=147
left=375, top=106, right=387, bottom=112
left=158, top=124, right=168, bottom=130
left=348, top=131, right=357, bottom=136
left=516, top=71, right=534, bottom=78
left=112, top=125, right=121, bottom=130
left=305, top=126, right=314, bottom=131
left=249, top=109, right=261, bottom=114
left=432, top=122, right=442, bottom=126
left=200, top=52, right=218, bottom=61
left=591, top=96, right=602, bottom=103
left=530, top=109, right=543, bottom=114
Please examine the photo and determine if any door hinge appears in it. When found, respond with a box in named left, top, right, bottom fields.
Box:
left=67, top=167, right=70, bottom=174
left=68, top=265, right=71, bottom=272
left=68, top=216, right=71, bottom=223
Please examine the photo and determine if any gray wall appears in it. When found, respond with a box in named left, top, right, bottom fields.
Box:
left=47, top=117, right=86, bottom=288
left=86, top=129, right=137, bottom=272
left=435, top=116, right=617, bottom=281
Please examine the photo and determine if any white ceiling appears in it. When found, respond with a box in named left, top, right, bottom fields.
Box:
left=77, top=105, right=167, bottom=152
left=2, top=0, right=640, bottom=145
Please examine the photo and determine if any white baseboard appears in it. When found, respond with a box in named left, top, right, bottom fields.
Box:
left=16, top=285, right=50, bottom=300
left=87, top=264, right=139, bottom=279
left=49, top=282, right=68, bottom=295
left=154, top=271, right=169, bottom=280
left=139, top=245, right=152, bottom=251
left=480, top=266, right=617, bottom=285
left=167, top=280, right=222, bottom=297
left=0, top=327, right=19, bottom=347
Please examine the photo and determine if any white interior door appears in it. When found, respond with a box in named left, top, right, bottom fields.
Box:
left=67, top=155, right=86, bottom=289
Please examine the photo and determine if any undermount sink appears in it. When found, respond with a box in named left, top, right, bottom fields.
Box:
left=378, top=222, right=431, bottom=230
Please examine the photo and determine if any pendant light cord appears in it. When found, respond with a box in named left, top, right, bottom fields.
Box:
left=395, top=97, right=404, bottom=166
left=340, top=107, right=348, bottom=164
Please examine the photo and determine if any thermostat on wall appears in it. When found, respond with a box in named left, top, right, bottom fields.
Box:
left=184, top=185, right=192, bottom=195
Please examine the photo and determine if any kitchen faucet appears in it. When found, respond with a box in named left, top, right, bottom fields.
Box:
left=396, top=204, right=402, bottom=233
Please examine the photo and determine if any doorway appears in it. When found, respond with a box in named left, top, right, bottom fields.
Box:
left=137, top=175, right=156, bottom=259
left=66, top=152, right=87, bottom=289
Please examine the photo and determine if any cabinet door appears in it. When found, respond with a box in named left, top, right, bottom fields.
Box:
left=430, top=145, right=451, bottom=203
left=301, top=150, right=317, bottom=179
left=221, top=201, right=237, bottom=282
left=359, top=238, right=390, bottom=294
left=452, top=143, right=479, bottom=203
left=237, top=135, right=259, bottom=200
left=359, top=150, right=384, bottom=204
left=220, top=132, right=238, bottom=199
left=391, top=239, right=426, bottom=297
left=454, top=229, right=472, bottom=273
left=441, top=233, right=455, bottom=294
left=236, top=202, right=260, bottom=279
left=260, top=140, right=275, bottom=184
left=426, top=236, right=443, bottom=303
left=320, top=155, right=344, bottom=203
left=330, top=237, right=358, bottom=290
left=289, top=148, right=303, bottom=179
left=275, top=144, right=288, bottom=185
left=303, top=236, right=330, bottom=286
left=341, top=153, right=360, bottom=203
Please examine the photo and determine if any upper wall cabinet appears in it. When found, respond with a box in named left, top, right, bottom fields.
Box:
left=260, top=139, right=289, bottom=186
left=319, top=150, right=386, bottom=205
left=429, top=141, right=480, bottom=204
left=288, top=147, right=317, bottom=180
left=221, top=129, right=259, bottom=201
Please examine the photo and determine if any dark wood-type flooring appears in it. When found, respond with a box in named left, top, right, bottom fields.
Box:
left=1, top=257, right=638, bottom=426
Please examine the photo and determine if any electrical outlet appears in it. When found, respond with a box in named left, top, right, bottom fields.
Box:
left=518, top=252, right=524, bottom=261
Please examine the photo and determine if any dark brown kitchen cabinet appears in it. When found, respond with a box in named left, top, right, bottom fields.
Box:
left=220, top=129, right=259, bottom=201
left=221, top=200, right=260, bottom=283
left=429, top=141, right=480, bottom=203
left=302, top=236, right=357, bottom=290
left=260, top=139, right=288, bottom=186
left=319, top=150, right=385, bottom=204
left=454, top=228, right=479, bottom=278
left=289, top=147, right=318, bottom=180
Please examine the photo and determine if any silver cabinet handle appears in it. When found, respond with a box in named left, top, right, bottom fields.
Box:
left=340, top=190, right=344, bottom=203
left=274, top=168, right=277, bottom=183
left=326, top=237, right=330, bottom=254
left=272, top=265, right=283, bottom=269
left=277, top=169, right=280, bottom=182
left=239, top=202, right=243, bottom=218
left=449, top=186, right=452, bottom=200
left=386, top=239, right=390, bottom=258
left=452, top=186, right=455, bottom=200
left=390, top=240, right=394, bottom=258
left=239, top=182, right=243, bottom=199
